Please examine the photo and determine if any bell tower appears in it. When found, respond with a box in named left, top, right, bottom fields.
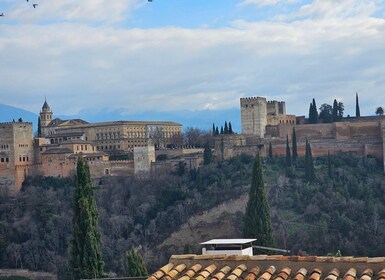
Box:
left=39, top=99, right=53, bottom=128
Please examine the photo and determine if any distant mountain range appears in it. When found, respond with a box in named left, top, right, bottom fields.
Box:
left=0, top=104, right=241, bottom=133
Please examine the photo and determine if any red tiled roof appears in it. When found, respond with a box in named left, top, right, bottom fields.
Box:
left=147, top=255, right=385, bottom=280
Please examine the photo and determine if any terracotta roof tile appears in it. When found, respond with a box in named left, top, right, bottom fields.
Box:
left=195, top=264, right=217, bottom=280
left=148, top=255, right=385, bottom=280
left=377, top=268, right=385, bottom=280
left=244, top=267, right=260, bottom=280
left=293, top=268, right=308, bottom=280
left=343, top=268, right=356, bottom=280
left=179, top=264, right=202, bottom=280
left=226, top=264, right=247, bottom=280
left=259, top=266, right=276, bottom=280
left=324, top=268, right=339, bottom=280
left=162, top=264, right=186, bottom=280
left=148, top=263, right=174, bottom=280
left=210, top=266, right=231, bottom=280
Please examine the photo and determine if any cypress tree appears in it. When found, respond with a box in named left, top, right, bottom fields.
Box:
left=286, top=135, right=292, bottom=167
left=220, top=126, right=224, bottom=134
left=305, top=138, right=316, bottom=182
left=203, top=142, right=212, bottom=165
left=70, top=157, right=104, bottom=280
left=327, top=151, right=332, bottom=178
left=285, top=135, right=292, bottom=176
left=338, top=102, right=344, bottom=120
left=229, top=122, right=233, bottom=134
left=37, top=117, right=42, bottom=137
left=292, top=127, right=297, bottom=161
left=125, top=248, right=148, bottom=277
left=332, top=99, right=338, bottom=122
left=243, top=154, right=275, bottom=247
left=356, top=93, right=361, bottom=117
left=308, top=102, right=313, bottom=123
left=268, top=142, right=273, bottom=159
left=215, top=126, right=219, bottom=135
left=212, top=123, right=215, bottom=136
left=308, top=98, right=318, bottom=124
left=224, top=121, right=229, bottom=134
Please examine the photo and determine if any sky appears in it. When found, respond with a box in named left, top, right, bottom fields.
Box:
left=1, top=0, right=385, bottom=121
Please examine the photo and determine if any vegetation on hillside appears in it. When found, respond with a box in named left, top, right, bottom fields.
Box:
left=0, top=152, right=384, bottom=278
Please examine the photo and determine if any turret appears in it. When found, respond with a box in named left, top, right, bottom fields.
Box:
left=39, top=99, right=53, bottom=128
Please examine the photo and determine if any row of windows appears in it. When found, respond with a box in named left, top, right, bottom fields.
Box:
left=96, top=133, right=121, bottom=140
left=279, top=119, right=295, bottom=124
left=19, top=156, right=29, bottom=162
left=41, top=114, right=52, bottom=120
left=0, top=144, right=9, bottom=149
left=18, top=144, right=29, bottom=148
left=76, top=145, right=89, bottom=151
left=0, top=158, right=9, bottom=163
left=97, top=145, right=121, bottom=150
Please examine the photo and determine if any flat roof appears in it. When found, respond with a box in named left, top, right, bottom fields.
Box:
left=200, top=239, right=257, bottom=245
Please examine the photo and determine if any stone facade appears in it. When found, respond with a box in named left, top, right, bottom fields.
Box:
left=134, top=145, right=156, bottom=174
left=40, top=101, right=182, bottom=153
left=241, top=97, right=296, bottom=137
left=240, top=97, right=267, bottom=138
left=0, top=101, right=184, bottom=192
left=219, top=97, right=385, bottom=172
left=0, top=121, right=35, bottom=192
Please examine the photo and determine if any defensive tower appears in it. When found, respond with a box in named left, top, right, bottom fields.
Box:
left=240, top=97, right=267, bottom=138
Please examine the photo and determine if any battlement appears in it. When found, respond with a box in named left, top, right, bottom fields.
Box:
left=240, top=97, right=267, bottom=107
left=0, top=121, right=33, bottom=127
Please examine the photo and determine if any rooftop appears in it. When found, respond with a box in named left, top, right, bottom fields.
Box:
left=148, top=254, right=385, bottom=280
left=200, top=239, right=257, bottom=245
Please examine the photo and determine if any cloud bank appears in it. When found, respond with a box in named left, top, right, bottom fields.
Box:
left=0, top=0, right=384, bottom=118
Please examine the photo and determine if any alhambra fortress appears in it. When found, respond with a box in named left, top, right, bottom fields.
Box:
left=1, top=97, right=385, bottom=192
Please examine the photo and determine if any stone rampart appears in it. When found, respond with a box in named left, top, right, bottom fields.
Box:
left=0, top=269, right=56, bottom=280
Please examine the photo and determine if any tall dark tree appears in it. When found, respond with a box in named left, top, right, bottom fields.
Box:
left=327, top=151, right=332, bottom=179
left=229, top=122, right=233, bottom=134
left=37, top=117, right=42, bottom=137
left=215, top=126, right=219, bottom=135
left=338, top=102, right=344, bottom=120
left=292, top=127, right=298, bottom=161
left=243, top=154, right=275, bottom=247
left=356, top=93, right=361, bottom=117
left=285, top=135, right=292, bottom=167
left=203, top=142, right=212, bottom=165
left=224, top=121, right=229, bottom=134
left=309, top=98, right=318, bottom=124
left=305, top=139, right=316, bottom=182
left=332, top=99, right=338, bottom=122
left=125, top=248, right=148, bottom=277
left=285, top=135, right=292, bottom=176
left=220, top=126, right=224, bottom=134
left=212, top=123, right=216, bottom=136
left=70, top=157, right=104, bottom=280
left=268, top=142, right=273, bottom=159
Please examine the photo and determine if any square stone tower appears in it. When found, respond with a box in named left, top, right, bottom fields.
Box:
left=240, top=97, right=267, bottom=138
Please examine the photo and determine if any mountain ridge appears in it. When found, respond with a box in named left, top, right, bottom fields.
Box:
left=0, top=103, right=241, bottom=132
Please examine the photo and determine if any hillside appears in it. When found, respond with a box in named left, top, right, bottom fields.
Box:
left=0, top=153, right=384, bottom=279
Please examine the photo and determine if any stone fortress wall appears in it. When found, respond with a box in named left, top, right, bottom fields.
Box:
left=219, top=96, right=385, bottom=172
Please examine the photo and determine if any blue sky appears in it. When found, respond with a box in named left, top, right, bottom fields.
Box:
left=1, top=0, right=385, bottom=123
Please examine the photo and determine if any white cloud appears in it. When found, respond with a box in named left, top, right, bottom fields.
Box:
left=282, top=0, right=378, bottom=20
left=7, top=0, right=142, bottom=24
left=1, top=1, right=385, bottom=118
